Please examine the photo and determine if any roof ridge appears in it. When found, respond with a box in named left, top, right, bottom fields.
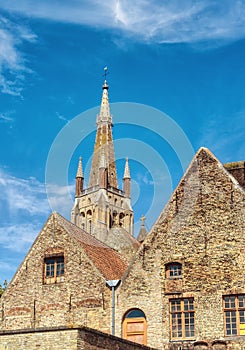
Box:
left=53, top=212, right=128, bottom=279
left=54, top=212, right=118, bottom=249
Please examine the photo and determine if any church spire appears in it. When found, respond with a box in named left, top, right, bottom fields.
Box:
left=71, top=70, right=135, bottom=246
left=88, top=68, right=118, bottom=189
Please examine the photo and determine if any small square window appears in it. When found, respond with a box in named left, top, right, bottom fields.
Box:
left=166, top=262, right=182, bottom=278
left=44, top=255, right=64, bottom=284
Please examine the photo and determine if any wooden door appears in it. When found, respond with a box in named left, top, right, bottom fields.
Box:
left=123, top=316, right=147, bottom=345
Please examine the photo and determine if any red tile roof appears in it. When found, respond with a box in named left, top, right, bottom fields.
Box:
left=54, top=213, right=128, bottom=280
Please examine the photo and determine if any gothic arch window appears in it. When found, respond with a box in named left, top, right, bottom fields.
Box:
left=109, top=213, right=113, bottom=228
left=119, top=212, right=125, bottom=227
left=122, top=309, right=147, bottom=345
left=165, top=262, right=182, bottom=278
left=112, top=210, right=118, bottom=227
left=86, top=209, right=92, bottom=217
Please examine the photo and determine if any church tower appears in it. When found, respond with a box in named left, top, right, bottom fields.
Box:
left=71, top=72, right=136, bottom=255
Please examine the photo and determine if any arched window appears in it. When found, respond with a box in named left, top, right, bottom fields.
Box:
left=165, top=262, right=182, bottom=278
left=119, top=212, right=125, bottom=227
left=122, top=309, right=147, bottom=345
left=86, top=209, right=92, bottom=217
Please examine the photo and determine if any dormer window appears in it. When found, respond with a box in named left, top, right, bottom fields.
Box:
left=166, top=262, right=182, bottom=278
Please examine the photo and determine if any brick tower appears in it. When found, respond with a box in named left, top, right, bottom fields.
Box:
left=71, top=75, right=136, bottom=254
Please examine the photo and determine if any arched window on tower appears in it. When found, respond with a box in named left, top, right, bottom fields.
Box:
left=86, top=210, right=92, bottom=233
left=122, top=309, right=147, bottom=345
left=119, top=212, right=125, bottom=227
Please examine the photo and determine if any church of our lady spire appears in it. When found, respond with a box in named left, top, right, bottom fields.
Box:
left=71, top=75, right=139, bottom=257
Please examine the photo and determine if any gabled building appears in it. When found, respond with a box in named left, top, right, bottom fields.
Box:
left=116, top=147, right=245, bottom=350
left=0, top=212, right=128, bottom=333
left=0, top=77, right=244, bottom=350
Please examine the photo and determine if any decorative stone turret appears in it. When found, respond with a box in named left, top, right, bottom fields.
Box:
left=75, top=157, right=84, bottom=197
left=123, top=158, right=131, bottom=198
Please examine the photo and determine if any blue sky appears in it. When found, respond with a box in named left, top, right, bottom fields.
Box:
left=0, top=0, right=244, bottom=284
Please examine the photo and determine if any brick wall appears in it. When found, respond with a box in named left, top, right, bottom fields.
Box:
left=0, top=326, right=157, bottom=350
left=0, top=215, right=112, bottom=333
left=116, top=149, right=245, bottom=349
left=224, top=160, right=245, bottom=189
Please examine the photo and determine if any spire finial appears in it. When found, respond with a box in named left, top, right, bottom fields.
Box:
left=103, top=66, right=108, bottom=80
left=123, top=157, right=131, bottom=179
left=103, top=67, right=109, bottom=89
left=76, top=157, right=83, bottom=178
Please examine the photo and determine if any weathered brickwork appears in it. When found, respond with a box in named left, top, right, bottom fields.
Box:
left=0, top=214, right=127, bottom=334
left=0, top=148, right=244, bottom=350
left=116, top=148, right=245, bottom=349
left=224, top=160, right=245, bottom=189
left=0, top=326, right=157, bottom=350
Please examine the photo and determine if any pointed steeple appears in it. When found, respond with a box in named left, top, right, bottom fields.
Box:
left=76, top=156, right=83, bottom=178
left=123, top=158, right=131, bottom=179
left=123, top=158, right=131, bottom=198
left=71, top=70, right=135, bottom=247
left=97, top=80, right=112, bottom=125
left=75, top=157, right=84, bottom=197
left=88, top=69, right=118, bottom=189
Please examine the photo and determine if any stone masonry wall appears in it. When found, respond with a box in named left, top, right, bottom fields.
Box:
left=116, top=149, right=245, bottom=349
left=0, top=215, right=112, bottom=334
left=0, top=326, right=157, bottom=350
left=224, top=161, right=245, bottom=189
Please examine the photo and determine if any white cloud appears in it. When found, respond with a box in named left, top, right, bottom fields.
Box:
left=0, top=112, right=14, bottom=123
left=0, top=168, right=74, bottom=252
left=0, top=168, right=73, bottom=220
left=0, top=169, right=50, bottom=216
left=56, top=112, right=70, bottom=124
left=0, top=15, right=36, bottom=96
left=0, top=0, right=244, bottom=45
left=46, top=183, right=75, bottom=218
left=0, top=223, right=39, bottom=252
left=0, top=1, right=244, bottom=96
